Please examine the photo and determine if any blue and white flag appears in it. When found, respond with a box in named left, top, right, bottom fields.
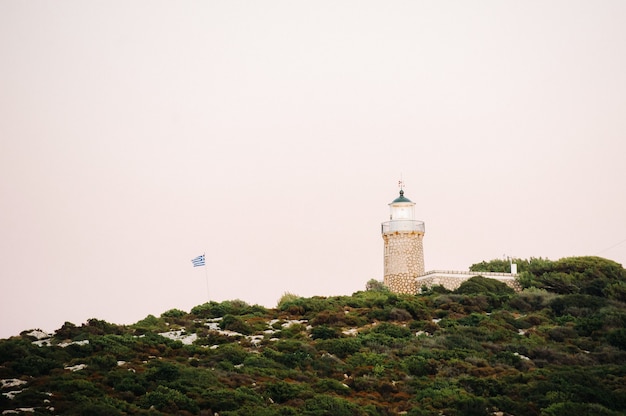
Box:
left=191, top=254, right=205, bottom=267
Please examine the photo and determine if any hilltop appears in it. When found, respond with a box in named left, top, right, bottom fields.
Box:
left=1, top=256, right=626, bottom=415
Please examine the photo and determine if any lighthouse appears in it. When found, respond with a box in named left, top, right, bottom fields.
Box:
left=381, top=187, right=425, bottom=294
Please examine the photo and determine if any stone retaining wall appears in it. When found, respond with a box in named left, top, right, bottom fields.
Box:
left=415, top=271, right=522, bottom=292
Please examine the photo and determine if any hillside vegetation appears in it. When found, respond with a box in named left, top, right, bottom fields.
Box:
left=2, top=256, right=626, bottom=415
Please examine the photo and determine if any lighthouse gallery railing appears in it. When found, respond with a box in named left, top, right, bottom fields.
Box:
left=381, top=220, right=425, bottom=234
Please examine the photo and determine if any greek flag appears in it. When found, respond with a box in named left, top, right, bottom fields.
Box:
left=191, top=254, right=205, bottom=267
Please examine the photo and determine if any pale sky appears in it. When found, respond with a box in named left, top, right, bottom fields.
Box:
left=1, top=1, right=625, bottom=339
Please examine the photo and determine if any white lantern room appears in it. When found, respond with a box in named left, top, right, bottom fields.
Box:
left=382, top=189, right=425, bottom=233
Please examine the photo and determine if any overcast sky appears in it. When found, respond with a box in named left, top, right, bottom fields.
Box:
left=1, top=1, right=625, bottom=339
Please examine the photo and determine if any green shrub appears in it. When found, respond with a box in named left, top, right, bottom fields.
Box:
left=108, top=370, right=146, bottom=396
left=549, top=294, right=606, bottom=317
left=277, top=292, right=301, bottom=308
left=548, top=326, right=578, bottom=342
left=201, top=387, right=263, bottom=412
left=161, top=308, right=186, bottom=318
left=11, top=353, right=62, bottom=376
left=509, top=288, right=556, bottom=312
left=311, top=310, right=345, bottom=326
left=140, top=385, right=198, bottom=413
left=220, top=314, right=253, bottom=335
left=314, top=378, right=350, bottom=395
left=211, top=343, right=249, bottom=365
left=303, top=394, right=361, bottom=415
left=367, top=307, right=391, bottom=321
left=604, top=281, right=626, bottom=302
left=346, top=352, right=386, bottom=369
left=311, top=325, right=341, bottom=340
left=370, top=322, right=412, bottom=339
left=84, top=319, right=122, bottom=336
left=316, top=337, right=362, bottom=358
left=607, top=329, right=626, bottom=350
left=457, top=313, right=486, bottom=327
left=277, top=323, right=308, bottom=339
left=88, top=353, right=118, bottom=370
left=388, top=307, right=413, bottom=321
left=131, top=314, right=167, bottom=334
left=90, top=334, right=134, bottom=358
left=64, top=400, right=125, bottom=416
left=395, top=299, right=431, bottom=320
left=54, top=321, right=82, bottom=339
left=541, top=401, right=621, bottom=416
left=265, top=380, right=304, bottom=403
left=455, top=276, right=515, bottom=296
left=146, top=360, right=180, bottom=383
left=404, top=356, right=438, bottom=376
left=50, top=376, right=103, bottom=400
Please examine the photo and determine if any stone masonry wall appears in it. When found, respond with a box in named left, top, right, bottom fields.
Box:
left=383, top=231, right=425, bottom=294
left=415, top=272, right=522, bottom=292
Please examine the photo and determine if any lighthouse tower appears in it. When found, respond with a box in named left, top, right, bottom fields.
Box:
left=381, top=187, right=425, bottom=294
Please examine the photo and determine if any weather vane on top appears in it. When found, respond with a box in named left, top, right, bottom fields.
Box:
left=398, top=174, right=404, bottom=191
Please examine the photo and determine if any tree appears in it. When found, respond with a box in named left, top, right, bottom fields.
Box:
left=366, top=279, right=388, bottom=292
left=519, top=256, right=625, bottom=295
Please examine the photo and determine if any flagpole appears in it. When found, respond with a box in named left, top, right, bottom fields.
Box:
left=203, top=252, right=209, bottom=302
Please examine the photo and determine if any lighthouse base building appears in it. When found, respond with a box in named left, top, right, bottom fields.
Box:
left=381, top=188, right=520, bottom=294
